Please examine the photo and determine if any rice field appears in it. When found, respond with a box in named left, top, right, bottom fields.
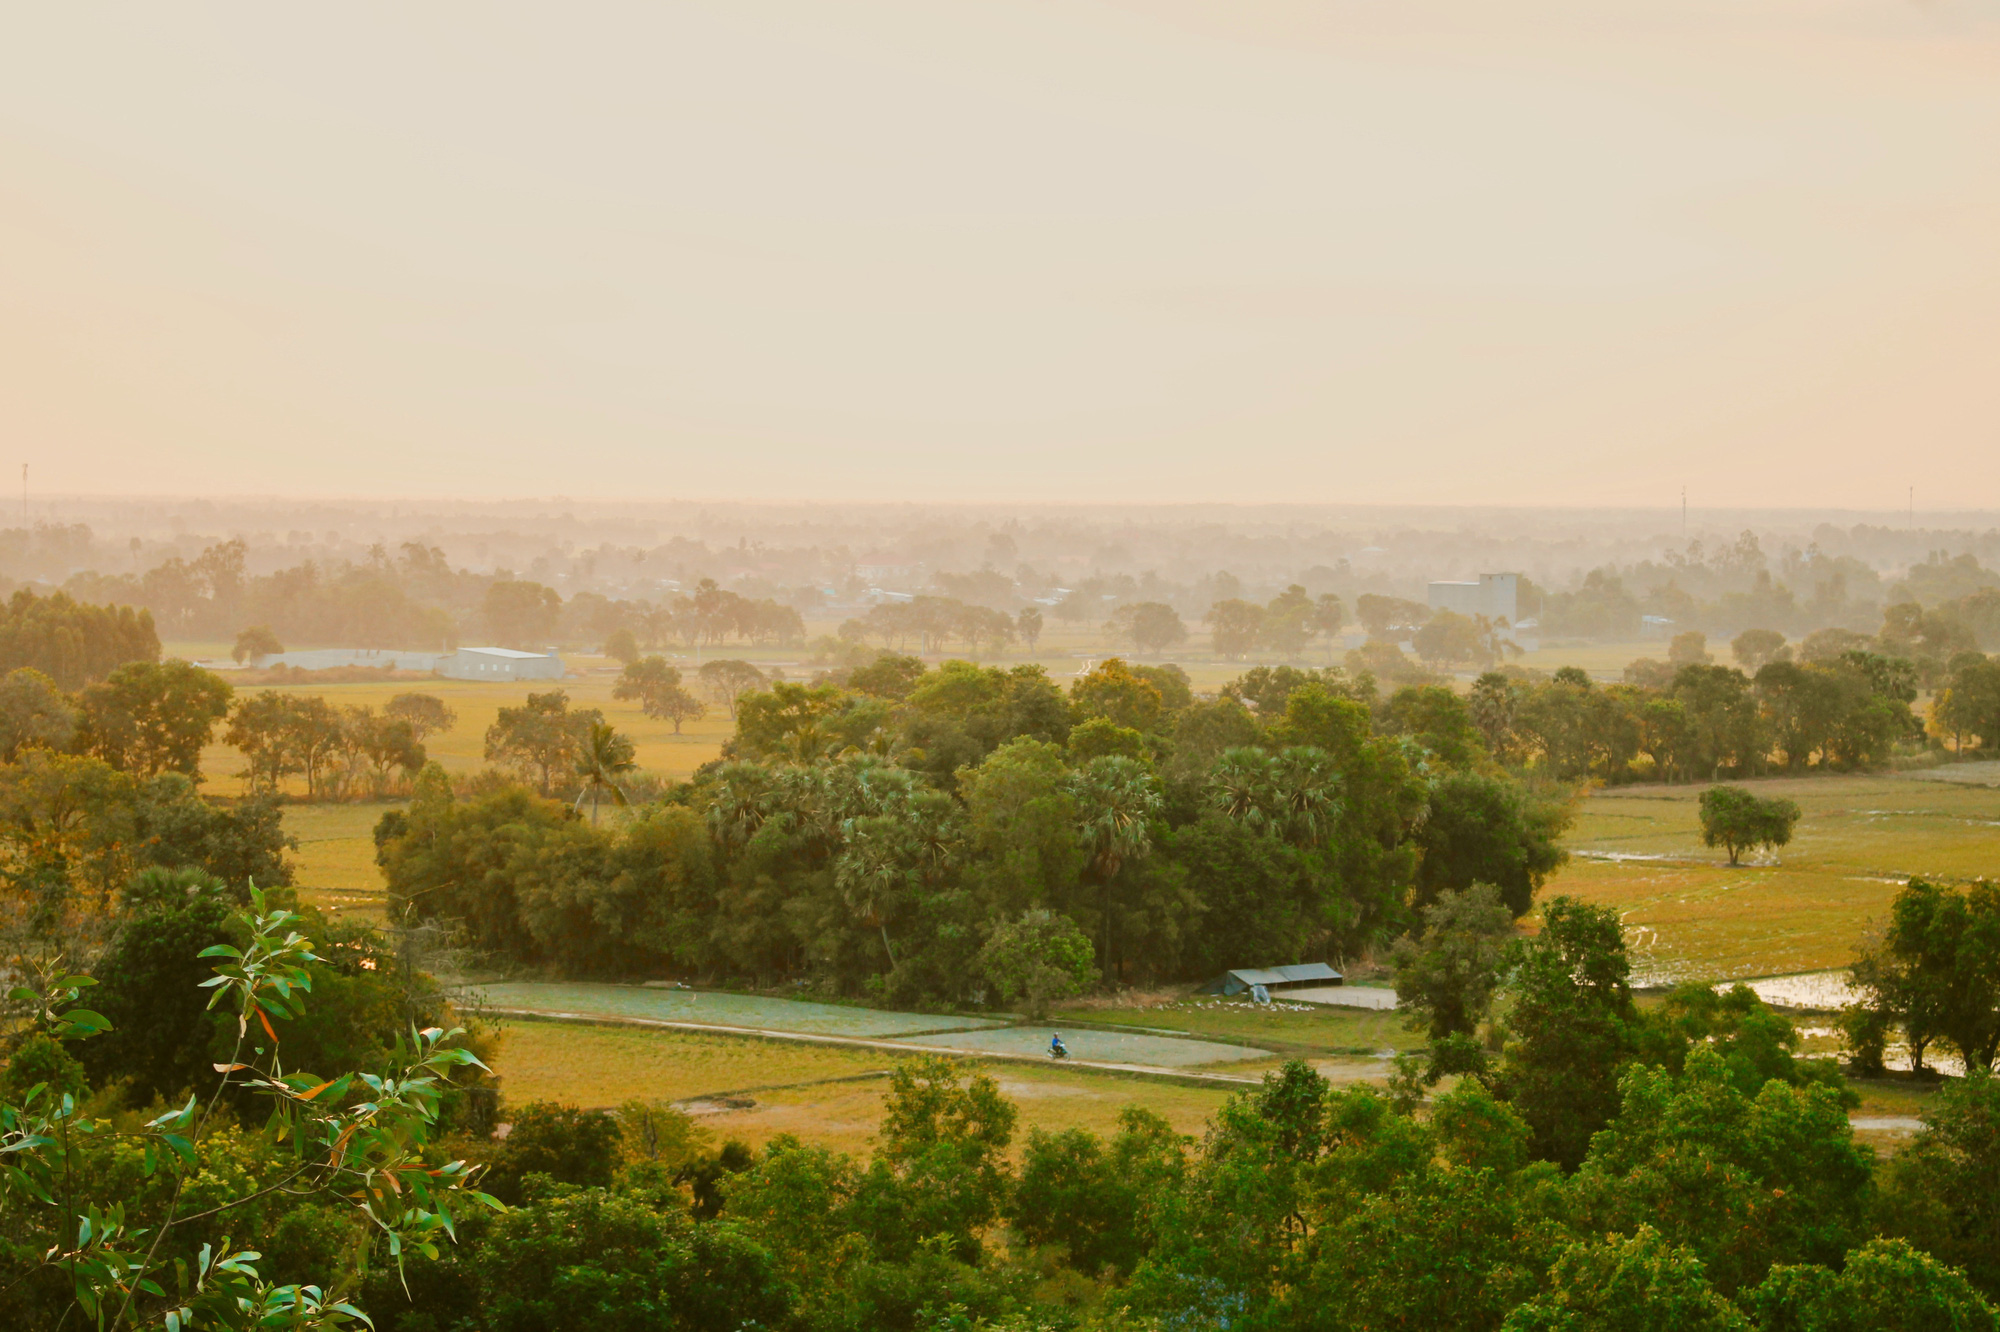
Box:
left=492, top=1018, right=1241, bottom=1157
left=1538, top=771, right=2000, bottom=983
left=1050, top=997, right=1410, bottom=1055
left=284, top=802, right=394, bottom=919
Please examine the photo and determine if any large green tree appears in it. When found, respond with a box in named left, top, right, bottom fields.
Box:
left=1496, top=895, right=1638, bottom=1169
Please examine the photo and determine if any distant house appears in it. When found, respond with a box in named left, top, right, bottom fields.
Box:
left=1427, top=572, right=1519, bottom=625
left=1201, top=963, right=1342, bottom=996
left=437, top=647, right=567, bottom=681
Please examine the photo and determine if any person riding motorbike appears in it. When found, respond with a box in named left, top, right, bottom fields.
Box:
left=1048, top=1033, right=1068, bottom=1059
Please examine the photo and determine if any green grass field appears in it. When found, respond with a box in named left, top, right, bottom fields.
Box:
left=1537, top=772, right=2000, bottom=983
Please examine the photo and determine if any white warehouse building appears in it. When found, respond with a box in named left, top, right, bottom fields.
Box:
left=436, top=647, right=568, bottom=681
left=1426, top=572, right=1519, bottom=625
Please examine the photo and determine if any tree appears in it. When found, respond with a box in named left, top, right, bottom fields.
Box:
left=485, top=690, right=601, bottom=796
left=0, top=666, right=77, bottom=761
left=344, top=708, right=427, bottom=794
left=1016, top=606, right=1044, bottom=651
left=870, top=1055, right=1019, bottom=1261
left=1497, top=895, right=1637, bottom=1169
left=1698, top=784, right=1801, bottom=865
left=225, top=691, right=302, bottom=792
left=574, top=720, right=637, bottom=825
left=1260, top=585, right=1316, bottom=659
left=1070, top=657, right=1166, bottom=732
left=848, top=652, right=926, bottom=700
left=386, top=691, right=458, bottom=741
left=1875, top=1070, right=2000, bottom=1299
left=1010, top=1109, right=1185, bottom=1279
left=1355, top=594, right=1430, bottom=640
left=1207, top=599, right=1265, bottom=659
left=1731, top=628, right=1788, bottom=671
left=483, top=577, right=563, bottom=648
left=1469, top=671, right=1519, bottom=759
left=1106, top=601, right=1187, bottom=655
left=1748, top=1239, right=1998, bottom=1332
left=76, top=658, right=234, bottom=779
left=1669, top=630, right=1712, bottom=667
left=974, top=908, right=1096, bottom=1018
left=466, top=1180, right=788, bottom=1331
left=601, top=625, right=640, bottom=665
left=1311, top=594, right=1346, bottom=661
left=1411, top=609, right=1486, bottom=669
left=1413, top=772, right=1569, bottom=916
left=232, top=624, right=284, bottom=664
left=282, top=694, right=347, bottom=799
left=478, top=1100, right=623, bottom=1203
left=958, top=738, right=1082, bottom=918
left=1392, top=883, right=1514, bottom=1080
left=731, top=681, right=859, bottom=762
left=613, top=656, right=705, bottom=733
left=1573, top=1046, right=1873, bottom=1295
left=1071, top=755, right=1165, bottom=979
left=1931, top=654, right=2000, bottom=753
left=697, top=659, right=765, bottom=717
left=1501, top=1226, right=1749, bottom=1331
left=1847, top=878, right=2000, bottom=1076
left=1386, top=683, right=1486, bottom=770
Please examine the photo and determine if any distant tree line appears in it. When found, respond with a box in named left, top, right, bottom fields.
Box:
left=0, top=588, right=159, bottom=690
left=1472, top=646, right=1922, bottom=784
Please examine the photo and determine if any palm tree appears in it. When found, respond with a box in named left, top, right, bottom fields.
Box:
left=1072, top=755, right=1164, bottom=985
left=1267, top=746, right=1342, bottom=848
left=573, top=721, right=637, bottom=825
left=834, top=816, right=912, bottom=964
left=1072, top=756, right=1162, bottom=883
left=1206, top=746, right=1274, bottom=830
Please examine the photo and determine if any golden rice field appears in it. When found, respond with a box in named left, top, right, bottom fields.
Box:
left=191, top=662, right=736, bottom=799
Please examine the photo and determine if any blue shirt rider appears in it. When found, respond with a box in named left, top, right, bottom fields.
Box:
left=1049, top=1033, right=1068, bottom=1058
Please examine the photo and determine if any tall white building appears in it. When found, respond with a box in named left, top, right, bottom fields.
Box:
left=1427, top=572, right=1519, bottom=625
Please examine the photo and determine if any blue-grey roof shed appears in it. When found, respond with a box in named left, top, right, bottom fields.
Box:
left=1202, top=963, right=1342, bottom=996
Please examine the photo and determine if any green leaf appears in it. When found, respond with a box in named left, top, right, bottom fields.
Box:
left=57, top=1009, right=113, bottom=1036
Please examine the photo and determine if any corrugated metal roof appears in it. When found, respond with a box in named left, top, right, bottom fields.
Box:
left=1203, top=962, right=1344, bottom=995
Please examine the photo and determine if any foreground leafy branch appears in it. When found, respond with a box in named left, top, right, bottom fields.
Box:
left=1, top=886, right=499, bottom=1330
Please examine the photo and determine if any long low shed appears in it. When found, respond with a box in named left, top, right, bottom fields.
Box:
left=1202, top=963, right=1342, bottom=996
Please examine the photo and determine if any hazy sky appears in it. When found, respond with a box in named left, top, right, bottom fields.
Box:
left=4, top=0, right=1998, bottom=508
